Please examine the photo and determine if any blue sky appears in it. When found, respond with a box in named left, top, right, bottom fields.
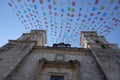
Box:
left=0, top=0, right=120, bottom=48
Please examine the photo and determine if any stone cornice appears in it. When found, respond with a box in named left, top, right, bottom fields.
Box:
left=32, top=46, right=91, bottom=55
left=33, top=46, right=91, bottom=51
left=9, top=40, right=37, bottom=45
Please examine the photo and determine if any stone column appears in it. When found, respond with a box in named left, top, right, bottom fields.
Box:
left=33, top=58, right=46, bottom=80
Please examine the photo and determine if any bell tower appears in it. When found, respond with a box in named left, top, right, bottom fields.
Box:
left=80, top=31, right=120, bottom=80
left=80, top=31, right=116, bottom=48
left=18, top=30, right=46, bottom=46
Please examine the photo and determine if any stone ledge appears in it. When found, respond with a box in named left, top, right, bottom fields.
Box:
left=9, top=40, right=37, bottom=45
left=31, top=46, right=91, bottom=56
left=33, top=46, right=91, bottom=51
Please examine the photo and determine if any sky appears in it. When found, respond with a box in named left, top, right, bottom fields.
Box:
left=0, top=0, right=120, bottom=48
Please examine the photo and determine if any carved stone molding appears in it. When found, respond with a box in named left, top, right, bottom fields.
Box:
left=55, top=54, right=65, bottom=61
left=34, top=58, right=80, bottom=80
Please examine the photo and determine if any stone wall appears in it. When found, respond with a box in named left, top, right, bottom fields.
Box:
left=6, top=47, right=104, bottom=80
left=0, top=42, right=35, bottom=80
left=90, top=47, right=120, bottom=80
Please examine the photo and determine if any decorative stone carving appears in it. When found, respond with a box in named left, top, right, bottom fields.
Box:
left=35, top=58, right=80, bottom=80
left=53, top=43, right=71, bottom=48
left=55, top=54, right=65, bottom=61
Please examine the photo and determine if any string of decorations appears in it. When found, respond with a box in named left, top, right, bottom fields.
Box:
left=8, top=0, right=120, bottom=47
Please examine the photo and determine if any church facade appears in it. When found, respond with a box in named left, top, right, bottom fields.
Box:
left=0, top=30, right=120, bottom=80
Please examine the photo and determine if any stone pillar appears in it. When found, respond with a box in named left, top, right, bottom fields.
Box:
left=73, top=60, right=81, bottom=80
left=33, top=58, right=46, bottom=80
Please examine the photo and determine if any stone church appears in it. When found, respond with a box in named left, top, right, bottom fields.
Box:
left=0, top=30, right=120, bottom=80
